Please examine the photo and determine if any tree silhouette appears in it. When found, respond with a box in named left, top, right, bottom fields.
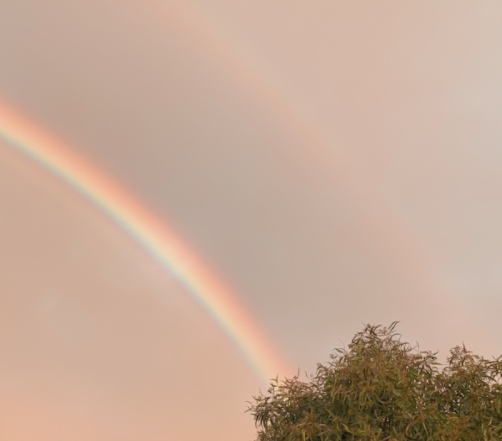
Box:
left=249, top=323, right=502, bottom=440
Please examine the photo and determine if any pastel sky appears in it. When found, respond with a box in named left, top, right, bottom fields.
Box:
left=1, top=1, right=502, bottom=440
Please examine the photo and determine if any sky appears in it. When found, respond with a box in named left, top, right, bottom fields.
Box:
left=1, top=1, right=502, bottom=440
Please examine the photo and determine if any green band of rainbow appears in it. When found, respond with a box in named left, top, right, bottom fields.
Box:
left=0, top=100, right=290, bottom=384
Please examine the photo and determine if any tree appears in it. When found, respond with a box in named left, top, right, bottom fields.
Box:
left=248, top=323, right=502, bottom=440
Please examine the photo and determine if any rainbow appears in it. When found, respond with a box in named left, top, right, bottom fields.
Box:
left=0, top=100, right=290, bottom=384
left=142, top=1, right=499, bottom=355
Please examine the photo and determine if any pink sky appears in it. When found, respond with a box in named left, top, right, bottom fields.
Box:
left=1, top=1, right=502, bottom=439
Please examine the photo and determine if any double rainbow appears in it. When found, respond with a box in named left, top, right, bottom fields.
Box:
left=0, top=101, right=290, bottom=384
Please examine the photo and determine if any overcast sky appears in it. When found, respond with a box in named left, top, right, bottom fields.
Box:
left=1, top=1, right=502, bottom=440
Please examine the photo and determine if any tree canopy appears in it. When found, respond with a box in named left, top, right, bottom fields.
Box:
left=248, top=323, right=502, bottom=440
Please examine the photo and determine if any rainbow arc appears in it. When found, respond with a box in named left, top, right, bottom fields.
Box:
left=0, top=101, right=290, bottom=384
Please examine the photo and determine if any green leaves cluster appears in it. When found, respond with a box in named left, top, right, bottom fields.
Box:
left=249, top=323, right=502, bottom=440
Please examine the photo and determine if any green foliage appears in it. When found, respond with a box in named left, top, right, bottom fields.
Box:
left=248, top=323, right=502, bottom=440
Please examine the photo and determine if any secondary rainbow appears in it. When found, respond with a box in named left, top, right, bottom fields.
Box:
left=0, top=100, right=290, bottom=383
